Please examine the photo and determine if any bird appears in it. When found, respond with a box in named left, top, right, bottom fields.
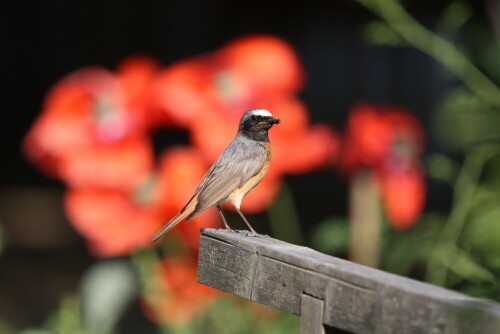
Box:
left=151, top=108, right=281, bottom=242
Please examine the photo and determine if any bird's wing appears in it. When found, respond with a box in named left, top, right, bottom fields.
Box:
left=187, top=140, right=268, bottom=219
left=151, top=138, right=267, bottom=242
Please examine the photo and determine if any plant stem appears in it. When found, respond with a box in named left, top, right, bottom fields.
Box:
left=355, top=0, right=500, bottom=108
left=131, top=249, right=172, bottom=334
left=349, top=169, right=382, bottom=268
left=425, top=148, right=489, bottom=285
left=267, top=183, right=305, bottom=245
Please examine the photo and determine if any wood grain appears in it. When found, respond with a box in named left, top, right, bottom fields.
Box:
left=197, top=228, right=500, bottom=334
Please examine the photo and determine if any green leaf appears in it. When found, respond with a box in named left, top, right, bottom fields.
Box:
left=425, top=153, right=459, bottom=185
left=309, top=217, right=349, bottom=255
left=436, top=1, right=472, bottom=37
left=80, top=259, right=139, bottom=333
left=268, top=184, right=305, bottom=245
left=362, top=21, right=406, bottom=46
left=466, top=207, right=500, bottom=270
left=433, top=88, right=500, bottom=150
left=382, top=213, right=444, bottom=277
left=438, top=245, right=496, bottom=283
left=0, top=319, right=17, bottom=334
left=185, top=297, right=299, bottom=334
left=34, top=295, right=82, bottom=334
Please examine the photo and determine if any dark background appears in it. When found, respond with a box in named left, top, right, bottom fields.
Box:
left=0, top=0, right=480, bottom=329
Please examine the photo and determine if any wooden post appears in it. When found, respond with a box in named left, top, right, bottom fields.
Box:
left=198, top=228, right=500, bottom=334
left=300, top=294, right=325, bottom=334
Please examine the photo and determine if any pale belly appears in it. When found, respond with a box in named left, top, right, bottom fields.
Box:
left=223, top=146, right=271, bottom=209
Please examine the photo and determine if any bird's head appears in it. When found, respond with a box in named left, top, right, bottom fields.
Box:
left=239, top=109, right=280, bottom=136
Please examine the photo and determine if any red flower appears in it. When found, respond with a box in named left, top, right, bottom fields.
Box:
left=379, top=166, right=426, bottom=229
left=65, top=188, right=162, bottom=257
left=64, top=146, right=220, bottom=257
left=268, top=98, right=340, bottom=176
left=115, top=56, right=169, bottom=130
left=26, top=36, right=341, bottom=254
left=216, top=35, right=304, bottom=98
left=142, top=255, right=219, bottom=326
left=150, top=59, right=217, bottom=128
left=341, top=104, right=424, bottom=174
left=23, top=57, right=160, bottom=189
left=341, top=104, right=426, bottom=228
left=151, top=35, right=304, bottom=128
left=152, top=36, right=339, bottom=212
left=59, top=135, right=153, bottom=190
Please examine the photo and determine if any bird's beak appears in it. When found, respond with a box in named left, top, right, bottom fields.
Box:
left=259, top=118, right=281, bottom=125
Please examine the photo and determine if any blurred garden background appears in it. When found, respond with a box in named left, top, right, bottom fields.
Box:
left=2, top=0, right=500, bottom=333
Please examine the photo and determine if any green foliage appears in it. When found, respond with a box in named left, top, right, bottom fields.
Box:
left=436, top=1, right=472, bottom=36
left=463, top=152, right=500, bottom=274
left=148, top=297, right=299, bottom=334
left=268, top=184, right=305, bottom=245
left=464, top=158, right=500, bottom=272
left=381, top=214, right=443, bottom=277
left=426, top=153, right=459, bottom=185
left=0, top=319, right=17, bottom=334
left=80, top=260, right=139, bottom=334
left=45, top=296, right=82, bottom=334
left=19, top=295, right=82, bottom=334
left=438, top=245, right=496, bottom=283
left=309, top=217, right=349, bottom=255
left=362, top=21, right=405, bottom=46
left=181, top=298, right=299, bottom=334
left=434, top=88, right=500, bottom=150
left=479, top=38, right=500, bottom=83
left=357, top=0, right=500, bottom=303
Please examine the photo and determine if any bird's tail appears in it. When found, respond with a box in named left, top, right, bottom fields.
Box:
left=151, top=202, right=196, bottom=242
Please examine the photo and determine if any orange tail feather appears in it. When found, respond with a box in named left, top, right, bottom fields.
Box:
left=151, top=201, right=196, bottom=242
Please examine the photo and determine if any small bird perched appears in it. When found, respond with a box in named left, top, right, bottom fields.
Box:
left=151, top=109, right=280, bottom=242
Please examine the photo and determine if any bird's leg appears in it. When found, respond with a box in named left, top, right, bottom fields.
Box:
left=217, top=205, right=232, bottom=230
left=236, top=208, right=258, bottom=236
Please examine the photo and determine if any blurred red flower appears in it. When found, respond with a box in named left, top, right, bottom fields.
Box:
left=64, top=146, right=220, bottom=257
left=379, top=167, right=426, bottom=229
left=153, top=35, right=339, bottom=212
left=268, top=98, right=340, bottom=176
left=23, top=36, right=343, bottom=327
left=25, top=35, right=339, bottom=255
left=65, top=188, right=162, bottom=257
left=23, top=57, right=160, bottom=190
left=59, top=135, right=153, bottom=191
left=341, top=104, right=426, bottom=229
left=216, top=35, right=304, bottom=98
left=151, top=35, right=304, bottom=128
left=142, top=255, right=220, bottom=326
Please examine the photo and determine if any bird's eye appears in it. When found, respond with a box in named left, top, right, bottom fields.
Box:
left=251, top=115, right=257, bottom=121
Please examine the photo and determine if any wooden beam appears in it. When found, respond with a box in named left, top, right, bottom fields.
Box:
left=197, top=228, right=500, bottom=334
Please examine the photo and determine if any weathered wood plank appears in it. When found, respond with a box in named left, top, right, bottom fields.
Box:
left=197, top=228, right=500, bottom=334
left=300, top=294, right=325, bottom=334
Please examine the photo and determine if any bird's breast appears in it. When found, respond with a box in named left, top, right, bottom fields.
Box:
left=225, top=142, right=272, bottom=209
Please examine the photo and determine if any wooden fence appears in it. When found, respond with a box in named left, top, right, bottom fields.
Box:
left=197, top=228, right=500, bottom=334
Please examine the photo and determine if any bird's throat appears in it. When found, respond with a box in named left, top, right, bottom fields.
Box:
left=240, top=129, right=270, bottom=142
